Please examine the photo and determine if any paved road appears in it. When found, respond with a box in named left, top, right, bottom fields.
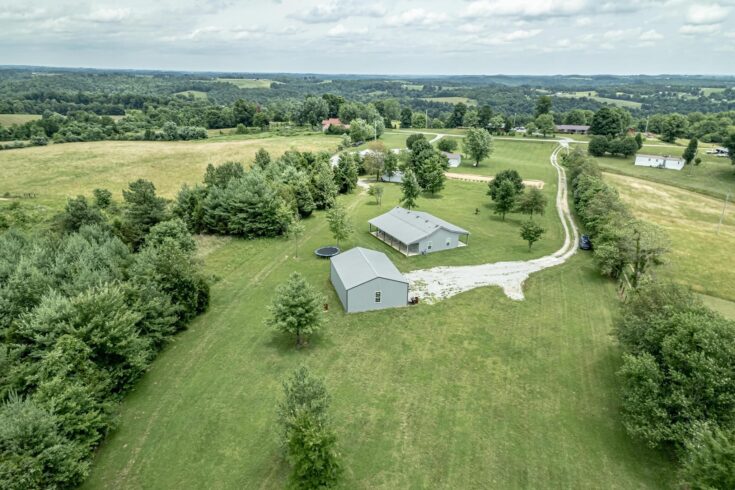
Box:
left=405, top=144, right=579, bottom=302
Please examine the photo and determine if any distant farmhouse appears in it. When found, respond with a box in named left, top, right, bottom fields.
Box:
left=369, top=207, right=469, bottom=256
left=441, top=151, right=462, bottom=168
left=634, top=154, right=685, bottom=171
left=330, top=247, right=408, bottom=313
left=555, top=124, right=590, bottom=135
left=322, top=118, right=349, bottom=132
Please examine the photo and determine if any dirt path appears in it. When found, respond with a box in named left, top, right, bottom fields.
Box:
left=445, top=172, right=545, bottom=189
left=405, top=145, right=579, bottom=302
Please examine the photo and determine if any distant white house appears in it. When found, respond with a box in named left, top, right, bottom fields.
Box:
left=441, top=151, right=462, bottom=168
left=381, top=170, right=404, bottom=183
left=634, top=154, right=685, bottom=171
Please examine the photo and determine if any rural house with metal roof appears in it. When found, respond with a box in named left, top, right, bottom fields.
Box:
left=330, top=247, right=409, bottom=313
left=368, top=207, right=470, bottom=256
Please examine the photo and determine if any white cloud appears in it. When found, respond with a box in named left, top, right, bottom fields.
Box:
left=459, top=23, right=484, bottom=33
left=290, top=1, right=386, bottom=24
left=686, top=3, right=729, bottom=25
left=575, top=17, right=592, bottom=26
left=679, top=23, right=721, bottom=34
left=475, top=29, right=542, bottom=45
left=85, top=8, right=131, bottom=23
left=327, top=24, right=367, bottom=37
left=385, top=8, right=447, bottom=27
left=639, top=29, right=663, bottom=41
left=462, top=0, right=587, bottom=19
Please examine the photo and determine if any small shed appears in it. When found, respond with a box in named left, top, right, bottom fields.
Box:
left=441, top=151, right=462, bottom=167
left=330, top=247, right=408, bottom=313
left=634, top=154, right=685, bottom=171
left=368, top=207, right=469, bottom=256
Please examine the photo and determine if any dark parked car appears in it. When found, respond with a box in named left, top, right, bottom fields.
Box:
left=579, top=235, right=592, bottom=250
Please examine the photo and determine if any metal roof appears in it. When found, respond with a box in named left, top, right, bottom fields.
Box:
left=555, top=124, right=590, bottom=131
left=330, top=247, right=407, bottom=290
left=441, top=151, right=462, bottom=160
left=368, top=207, right=469, bottom=245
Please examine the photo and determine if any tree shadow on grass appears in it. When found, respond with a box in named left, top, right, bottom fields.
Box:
left=421, top=192, right=443, bottom=199
left=264, top=329, right=333, bottom=356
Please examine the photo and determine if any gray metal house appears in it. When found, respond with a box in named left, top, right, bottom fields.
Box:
left=330, top=247, right=409, bottom=313
left=368, top=207, right=470, bottom=256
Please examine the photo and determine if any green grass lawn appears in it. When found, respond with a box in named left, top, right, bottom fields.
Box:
left=448, top=139, right=558, bottom=184
left=589, top=146, right=735, bottom=199
left=606, top=173, right=735, bottom=302
left=175, top=90, right=208, bottom=99
left=5, top=135, right=677, bottom=488
left=83, top=186, right=674, bottom=489
left=0, top=113, right=42, bottom=126
left=217, top=78, right=279, bottom=89
left=421, top=96, right=478, bottom=106
left=555, top=92, right=642, bottom=109
left=0, top=133, right=341, bottom=205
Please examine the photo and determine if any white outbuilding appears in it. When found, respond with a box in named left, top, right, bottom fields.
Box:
left=330, top=247, right=409, bottom=313
left=634, top=154, right=685, bottom=171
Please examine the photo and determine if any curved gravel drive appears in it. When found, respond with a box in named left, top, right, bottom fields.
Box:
left=405, top=145, right=579, bottom=302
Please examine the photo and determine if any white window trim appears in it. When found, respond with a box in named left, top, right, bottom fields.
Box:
left=427, top=241, right=432, bottom=250
left=374, top=291, right=382, bottom=303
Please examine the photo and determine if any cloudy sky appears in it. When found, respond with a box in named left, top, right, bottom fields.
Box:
left=1, top=0, right=734, bottom=75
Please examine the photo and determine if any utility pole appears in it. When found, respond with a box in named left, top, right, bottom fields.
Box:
left=426, top=109, right=429, bottom=129
left=717, top=192, right=731, bottom=235
left=644, top=116, right=649, bottom=134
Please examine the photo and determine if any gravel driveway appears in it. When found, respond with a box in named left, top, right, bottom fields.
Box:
left=405, top=145, right=579, bottom=302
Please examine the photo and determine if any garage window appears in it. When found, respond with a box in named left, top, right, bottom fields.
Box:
left=374, top=291, right=382, bottom=303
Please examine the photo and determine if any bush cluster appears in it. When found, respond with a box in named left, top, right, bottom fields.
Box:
left=0, top=221, right=209, bottom=488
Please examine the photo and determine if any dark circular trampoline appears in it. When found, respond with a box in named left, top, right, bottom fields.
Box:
left=315, top=246, right=340, bottom=258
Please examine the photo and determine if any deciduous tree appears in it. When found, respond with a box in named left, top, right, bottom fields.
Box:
left=520, top=220, right=545, bottom=250
left=266, top=272, right=324, bottom=348
left=463, top=128, right=493, bottom=167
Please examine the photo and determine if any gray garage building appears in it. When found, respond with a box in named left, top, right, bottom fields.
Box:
left=368, top=207, right=470, bottom=256
left=330, top=247, right=409, bottom=313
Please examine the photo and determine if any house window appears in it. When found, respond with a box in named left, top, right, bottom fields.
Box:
left=427, top=241, right=432, bottom=250
left=446, top=237, right=451, bottom=247
left=374, top=291, right=382, bottom=303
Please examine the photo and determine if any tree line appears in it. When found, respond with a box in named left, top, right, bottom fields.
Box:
left=0, top=181, right=210, bottom=488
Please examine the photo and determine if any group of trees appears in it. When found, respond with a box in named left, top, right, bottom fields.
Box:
left=564, top=148, right=669, bottom=285
left=0, top=185, right=209, bottom=488
left=486, top=170, right=548, bottom=249
left=173, top=151, right=348, bottom=239
left=616, top=282, right=735, bottom=488
left=588, top=135, right=640, bottom=158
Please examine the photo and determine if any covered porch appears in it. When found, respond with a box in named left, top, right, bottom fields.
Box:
left=369, top=224, right=419, bottom=256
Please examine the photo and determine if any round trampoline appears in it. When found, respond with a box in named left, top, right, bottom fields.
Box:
left=315, top=246, right=340, bottom=258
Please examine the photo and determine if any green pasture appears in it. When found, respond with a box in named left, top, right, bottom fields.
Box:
left=218, top=78, right=280, bottom=89
left=83, top=182, right=673, bottom=489
left=421, top=96, right=478, bottom=106
left=0, top=113, right=42, bottom=126
left=607, top=173, right=735, bottom=302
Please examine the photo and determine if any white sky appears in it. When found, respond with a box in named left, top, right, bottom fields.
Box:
left=1, top=0, right=733, bottom=75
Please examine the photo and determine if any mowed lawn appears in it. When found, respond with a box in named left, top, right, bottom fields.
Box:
left=606, top=173, right=735, bottom=302
left=217, top=78, right=279, bottom=89
left=0, top=113, right=41, bottom=126
left=589, top=144, right=735, bottom=199
left=0, top=133, right=341, bottom=203
left=84, top=185, right=674, bottom=489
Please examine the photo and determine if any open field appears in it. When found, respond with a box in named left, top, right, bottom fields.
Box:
left=699, top=294, right=735, bottom=320
left=555, top=91, right=642, bottom=109
left=421, top=96, right=478, bottom=106
left=590, top=145, right=735, bottom=199
left=606, top=173, right=735, bottom=301
left=83, top=179, right=673, bottom=488
left=175, top=90, right=208, bottom=99
left=0, top=133, right=341, bottom=206
left=0, top=113, right=42, bottom=126
left=701, top=87, right=726, bottom=96
left=217, top=78, right=279, bottom=89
